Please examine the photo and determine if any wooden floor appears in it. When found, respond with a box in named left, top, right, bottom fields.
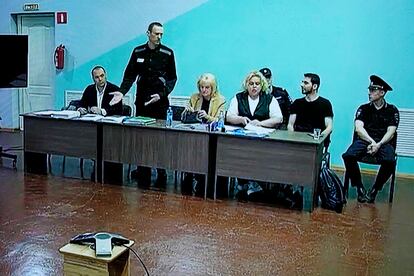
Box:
left=1, top=131, right=414, bottom=275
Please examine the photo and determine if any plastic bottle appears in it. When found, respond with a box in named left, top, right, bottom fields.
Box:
left=217, top=110, right=225, bottom=132
left=166, top=106, right=173, bottom=127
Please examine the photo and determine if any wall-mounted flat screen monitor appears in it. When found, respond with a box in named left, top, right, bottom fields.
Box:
left=0, top=35, right=28, bottom=88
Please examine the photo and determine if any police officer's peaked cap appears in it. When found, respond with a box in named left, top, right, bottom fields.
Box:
left=370, top=75, right=393, bottom=91
left=259, top=68, right=272, bottom=78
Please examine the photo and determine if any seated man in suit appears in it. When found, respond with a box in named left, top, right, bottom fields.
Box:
left=342, top=75, right=399, bottom=203
left=78, top=66, right=122, bottom=116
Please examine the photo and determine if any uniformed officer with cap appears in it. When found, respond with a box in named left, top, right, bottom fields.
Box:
left=111, top=21, right=177, bottom=184
left=259, top=68, right=292, bottom=129
left=342, top=75, right=399, bottom=203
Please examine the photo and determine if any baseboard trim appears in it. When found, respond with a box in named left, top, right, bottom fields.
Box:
left=331, top=165, right=414, bottom=180
left=0, top=128, right=20, bottom=133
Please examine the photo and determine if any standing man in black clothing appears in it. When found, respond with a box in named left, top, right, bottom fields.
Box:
left=342, top=75, right=399, bottom=203
left=259, top=68, right=292, bottom=129
left=111, top=21, right=177, bottom=118
left=111, top=22, right=177, bottom=184
left=78, top=66, right=122, bottom=116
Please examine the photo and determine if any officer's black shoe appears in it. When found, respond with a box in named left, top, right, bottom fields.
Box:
left=367, top=188, right=379, bottom=203
left=357, top=186, right=369, bottom=203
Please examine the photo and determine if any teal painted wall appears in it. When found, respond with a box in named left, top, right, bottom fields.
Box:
left=1, top=0, right=413, bottom=174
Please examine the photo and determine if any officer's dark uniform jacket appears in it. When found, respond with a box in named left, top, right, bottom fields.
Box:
left=271, top=86, right=292, bottom=128
left=236, top=91, right=273, bottom=122
left=119, top=43, right=177, bottom=117
left=355, top=101, right=399, bottom=145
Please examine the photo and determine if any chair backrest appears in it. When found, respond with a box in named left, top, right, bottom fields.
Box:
left=122, top=104, right=132, bottom=116
left=65, top=100, right=82, bottom=111
left=171, top=105, right=185, bottom=121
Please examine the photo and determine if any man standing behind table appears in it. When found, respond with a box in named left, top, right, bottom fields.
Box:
left=110, top=22, right=177, bottom=185
left=342, top=75, right=399, bottom=203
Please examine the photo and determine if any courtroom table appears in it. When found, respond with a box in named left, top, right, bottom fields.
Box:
left=213, top=130, right=326, bottom=212
left=101, top=121, right=213, bottom=198
left=22, top=114, right=101, bottom=180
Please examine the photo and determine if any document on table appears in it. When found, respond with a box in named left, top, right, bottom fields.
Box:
left=100, top=116, right=128, bottom=124
left=76, top=114, right=104, bottom=121
left=244, top=123, right=275, bottom=135
left=33, top=110, right=80, bottom=119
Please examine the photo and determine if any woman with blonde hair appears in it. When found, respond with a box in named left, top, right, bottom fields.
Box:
left=182, top=73, right=226, bottom=123
left=226, top=71, right=283, bottom=199
left=226, top=71, right=282, bottom=127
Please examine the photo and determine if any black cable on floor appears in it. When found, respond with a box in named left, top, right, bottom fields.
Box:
left=122, top=244, right=150, bottom=276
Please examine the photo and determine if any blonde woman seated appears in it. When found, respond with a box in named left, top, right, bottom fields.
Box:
left=226, top=71, right=283, bottom=128
left=226, top=71, right=283, bottom=199
left=182, top=73, right=226, bottom=123
left=181, top=73, right=226, bottom=197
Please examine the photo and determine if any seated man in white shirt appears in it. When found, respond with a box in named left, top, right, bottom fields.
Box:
left=78, top=66, right=122, bottom=116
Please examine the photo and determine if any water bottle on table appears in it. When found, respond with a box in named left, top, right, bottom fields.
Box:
left=166, top=106, right=173, bottom=128
left=217, top=110, right=225, bottom=132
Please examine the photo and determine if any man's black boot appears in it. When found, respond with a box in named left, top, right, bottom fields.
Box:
left=357, top=186, right=368, bottom=203
left=367, top=187, right=379, bottom=203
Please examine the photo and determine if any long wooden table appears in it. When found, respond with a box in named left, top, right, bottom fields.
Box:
left=23, top=114, right=101, bottom=180
left=102, top=122, right=212, bottom=198
left=22, top=114, right=326, bottom=211
left=214, top=131, right=325, bottom=212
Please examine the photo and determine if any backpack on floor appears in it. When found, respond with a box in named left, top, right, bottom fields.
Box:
left=318, top=153, right=346, bottom=213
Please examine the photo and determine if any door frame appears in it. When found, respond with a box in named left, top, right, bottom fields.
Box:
left=13, top=13, right=55, bottom=129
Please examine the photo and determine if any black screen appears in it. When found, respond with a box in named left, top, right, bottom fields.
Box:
left=0, top=35, right=28, bottom=88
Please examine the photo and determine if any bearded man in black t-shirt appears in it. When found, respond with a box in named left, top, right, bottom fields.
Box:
left=288, top=73, right=333, bottom=147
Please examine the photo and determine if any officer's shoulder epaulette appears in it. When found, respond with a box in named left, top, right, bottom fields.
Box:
left=134, top=44, right=146, bottom=53
left=159, top=45, right=173, bottom=56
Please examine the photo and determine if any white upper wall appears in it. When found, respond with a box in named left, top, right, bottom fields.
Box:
left=1, top=0, right=207, bottom=65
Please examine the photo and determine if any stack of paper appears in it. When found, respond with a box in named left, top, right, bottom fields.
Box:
left=34, top=110, right=80, bottom=119
left=123, top=116, right=156, bottom=125
left=76, top=114, right=104, bottom=121
left=244, top=123, right=275, bottom=135
left=100, top=116, right=127, bottom=124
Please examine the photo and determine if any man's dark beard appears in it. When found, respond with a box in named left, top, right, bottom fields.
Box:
left=301, top=88, right=311, bottom=95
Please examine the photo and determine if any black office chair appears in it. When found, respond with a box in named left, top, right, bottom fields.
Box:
left=0, top=116, right=18, bottom=169
left=343, top=133, right=397, bottom=203
left=171, top=105, right=185, bottom=121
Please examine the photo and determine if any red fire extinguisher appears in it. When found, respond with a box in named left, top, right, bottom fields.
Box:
left=54, top=44, right=65, bottom=69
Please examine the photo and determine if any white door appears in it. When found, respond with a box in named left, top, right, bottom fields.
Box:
left=17, top=14, right=55, bottom=117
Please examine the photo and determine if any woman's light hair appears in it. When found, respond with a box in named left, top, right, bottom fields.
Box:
left=197, top=73, right=218, bottom=97
left=242, top=71, right=269, bottom=93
